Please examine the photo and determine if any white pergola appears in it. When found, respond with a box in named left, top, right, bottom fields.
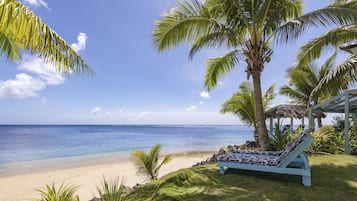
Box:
left=308, top=89, right=357, bottom=154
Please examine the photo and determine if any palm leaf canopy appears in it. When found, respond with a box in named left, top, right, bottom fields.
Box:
left=220, top=81, right=276, bottom=128
left=153, top=0, right=302, bottom=90
left=0, top=0, right=92, bottom=74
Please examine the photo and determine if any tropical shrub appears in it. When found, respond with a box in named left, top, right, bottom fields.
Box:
left=269, top=123, right=291, bottom=151
left=131, top=144, right=172, bottom=182
left=308, top=126, right=343, bottom=154
left=97, top=176, right=127, bottom=201
left=34, top=183, right=79, bottom=201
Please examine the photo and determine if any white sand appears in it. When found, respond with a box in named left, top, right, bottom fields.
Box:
left=0, top=152, right=212, bottom=201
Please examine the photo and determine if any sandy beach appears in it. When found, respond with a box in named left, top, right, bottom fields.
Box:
left=0, top=151, right=213, bottom=201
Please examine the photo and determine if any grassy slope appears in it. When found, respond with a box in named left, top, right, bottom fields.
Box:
left=126, top=155, right=357, bottom=201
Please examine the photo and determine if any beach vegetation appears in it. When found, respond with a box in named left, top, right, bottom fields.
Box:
left=125, top=154, right=357, bottom=201
left=280, top=52, right=348, bottom=127
left=34, top=183, right=79, bottom=201
left=0, top=0, right=92, bottom=74
left=278, top=0, right=357, bottom=95
left=97, top=176, right=127, bottom=201
left=269, top=123, right=292, bottom=151
left=131, top=144, right=172, bottom=182
left=220, top=81, right=276, bottom=144
left=152, top=0, right=305, bottom=150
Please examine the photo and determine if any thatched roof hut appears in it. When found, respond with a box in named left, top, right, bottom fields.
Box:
left=266, top=104, right=326, bottom=119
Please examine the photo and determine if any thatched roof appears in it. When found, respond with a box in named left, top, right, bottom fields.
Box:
left=266, top=104, right=326, bottom=119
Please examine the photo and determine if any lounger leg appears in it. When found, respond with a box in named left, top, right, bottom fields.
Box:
left=302, top=175, right=311, bottom=187
left=219, top=166, right=225, bottom=174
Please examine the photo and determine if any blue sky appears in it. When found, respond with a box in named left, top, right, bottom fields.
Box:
left=0, top=0, right=348, bottom=124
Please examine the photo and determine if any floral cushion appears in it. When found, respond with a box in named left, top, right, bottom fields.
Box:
left=218, top=154, right=280, bottom=166
left=232, top=150, right=282, bottom=156
left=219, top=131, right=310, bottom=166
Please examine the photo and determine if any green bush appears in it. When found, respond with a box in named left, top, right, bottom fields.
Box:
left=34, top=183, right=79, bottom=201
left=269, top=123, right=291, bottom=151
left=308, top=126, right=344, bottom=154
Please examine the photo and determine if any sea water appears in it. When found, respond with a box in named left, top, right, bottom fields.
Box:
left=0, top=125, right=253, bottom=174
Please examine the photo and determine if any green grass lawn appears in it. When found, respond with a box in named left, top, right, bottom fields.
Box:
left=126, top=154, right=357, bottom=201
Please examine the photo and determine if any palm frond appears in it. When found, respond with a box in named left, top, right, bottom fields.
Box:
left=35, top=183, right=79, bottom=201
left=263, top=84, right=276, bottom=109
left=313, top=54, right=357, bottom=96
left=295, top=25, right=357, bottom=67
left=0, top=0, right=92, bottom=75
left=97, top=176, right=126, bottom=201
left=204, top=50, right=240, bottom=90
left=131, top=144, right=171, bottom=182
left=153, top=0, right=214, bottom=52
left=274, top=1, right=357, bottom=44
left=0, top=32, right=21, bottom=62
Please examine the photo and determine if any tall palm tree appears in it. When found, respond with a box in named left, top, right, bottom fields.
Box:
left=153, top=0, right=303, bottom=150
left=131, top=144, right=172, bottom=182
left=275, top=0, right=357, bottom=95
left=0, top=0, right=92, bottom=74
left=220, top=81, right=276, bottom=143
left=280, top=53, right=349, bottom=127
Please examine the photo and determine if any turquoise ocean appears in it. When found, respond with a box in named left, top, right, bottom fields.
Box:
left=0, top=125, right=253, bottom=175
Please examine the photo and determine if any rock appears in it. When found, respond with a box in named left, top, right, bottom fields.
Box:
left=88, top=197, right=100, bottom=201
left=218, top=148, right=226, bottom=155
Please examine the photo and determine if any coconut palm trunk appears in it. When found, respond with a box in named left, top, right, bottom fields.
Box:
left=153, top=0, right=303, bottom=150
left=252, top=72, right=269, bottom=150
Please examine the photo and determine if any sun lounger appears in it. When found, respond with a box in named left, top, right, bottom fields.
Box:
left=218, top=130, right=313, bottom=186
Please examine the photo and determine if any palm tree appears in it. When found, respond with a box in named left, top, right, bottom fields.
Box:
left=97, top=176, right=127, bottom=201
left=0, top=0, right=92, bottom=74
left=220, top=81, right=276, bottom=143
left=153, top=0, right=303, bottom=150
left=275, top=0, right=357, bottom=95
left=34, top=183, right=79, bottom=201
left=131, top=144, right=172, bottom=182
left=280, top=53, right=349, bottom=127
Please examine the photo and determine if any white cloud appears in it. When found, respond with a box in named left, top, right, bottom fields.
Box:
left=71, top=33, right=87, bottom=52
left=199, top=101, right=205, bottom=105
left=20, top=57, right=65, bottom=85
left=24, top=0, right=49, bottom=9
left=0, top=73, right=45, bottom=99
left=91, top=107, right=102, bottom=116
left=0, top=56, right=65, bottom=99
left=185, top=105, right=197, bottom=112
left=218, top=82, right=224, bottom=86
left=200, top=90, right=210, bottom=99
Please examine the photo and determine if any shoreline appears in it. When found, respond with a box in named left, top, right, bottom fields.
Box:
left=0, top=150, right=214, bottom=201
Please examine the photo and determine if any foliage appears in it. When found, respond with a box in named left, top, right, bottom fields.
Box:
left=269, top=123, right=291, bottom=151
left=0, top=0, right=92, bottom=74
left=220, top=82, right=276, bottom=140
left=34, top=183, right=79, bottom=201
left=280, top=52, right=346, bottom=106
left=131, top=144, right=172, bottom=182
left=125, top=155, right=357, bottom=201
left=97, top=176, right=127, bottom=201
left=308, top=126, right=344, bottom=154
left=153, top=0, right=304, bottom=150
left=276, top=0, right=357, bottom=95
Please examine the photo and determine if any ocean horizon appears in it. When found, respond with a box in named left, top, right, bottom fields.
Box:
left=0, top=124, right=253, bottom=175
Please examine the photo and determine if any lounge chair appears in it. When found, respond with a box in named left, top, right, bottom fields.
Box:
left=217, top=130, right=313, bottom=186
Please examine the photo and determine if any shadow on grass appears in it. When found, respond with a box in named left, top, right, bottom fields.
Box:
left=126, top=156, right=357, bottom=201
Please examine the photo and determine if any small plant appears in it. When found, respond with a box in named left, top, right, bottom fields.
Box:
left=131, top=144, right=172, bottom=182
left=34, top=183, right=79, bottom=201
left=269, top=123, right=291, bottom=151
left=97, top=176, right=127, bottom=201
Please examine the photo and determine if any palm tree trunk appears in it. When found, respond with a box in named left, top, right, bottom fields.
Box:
left=252, top=71, right=269, bottom=150
left=317, top=117, right=322, bottom=128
